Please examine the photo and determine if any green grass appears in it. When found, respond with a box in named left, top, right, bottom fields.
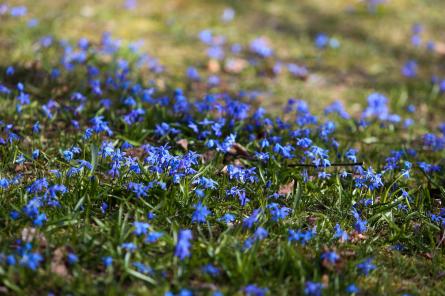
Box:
left=0, top=0, right=445, bottom=295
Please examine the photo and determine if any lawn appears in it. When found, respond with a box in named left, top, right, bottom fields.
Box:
left=0, top=0, right=445, bottom=295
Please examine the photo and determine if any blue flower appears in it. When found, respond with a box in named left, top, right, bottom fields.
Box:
left=321, top=251, right=340, bottom=264
left=219, top=213, right=236, bottom=224
left=0, top=178, right=10, bottom=189
left=10, top=210, right=20, bottom=220
left=288, top=228, right=316, bottom=245
left=226, top=187, right=249, bottom=206
left=346, top=284, right=359, bottom=294
left=333, top=224, right=349, bottom=241
left=133, top=262, right=153, bottom=275
left=177, top=289, right=193, bottom=296
left=423, top=133, right=445, bottom=151
left=244, top=284, right=268, bottom=296
left=304, top=281, right=323, bottom=296
left=128, top=182, right=149, bottom=198
left=362, top=92, right=388, bottom=118
left=32, top=149, right=40, bottom=159
left=208, top=75, right=220, bottom=87
left=192, top=203, right=211, bottom=223
left=221, top=7, right=235, bottom=22
left=318, top=171, right=331, bottom=179
left=260, top=138, right=270, bottom=149
left=67, top=253, right=78, bottom=265
left=352, top=208, right=367, bottom=233
left=407, top=104, right=416, bottom=113
left=124, top=0, right=137, bottom=10
left=315, top=33, right=329, bottom=49
left=417, top=162, right=440, bottom=174
left=147, top=212, right=156, bottom=220
left=199, top=29, right=213, bottom=44
left=10, top=6, right=27, bottom=17
left=268, top=203, right=291, bottom=221
left=357, top=258, right=376, bottom=275
left=6, top=66, right=14, bottom=76
left=133, top=222, right=150, bottom=236
left=254, top=227, right=268, bottom=240
left=296, top=137, right=312, bottom=148
left=354, top=167, right=383, bottom=191
left=243, top=209, right=261, bottom=229
left=102, top=256, right=113, bottom=268
left=249, top=38, right=273, bottom=57
left=304, top=146, right=330, bottom=168
left=207, top=46, right=224, bottom=60
left=33, top=213, right=47, bottom=227
left=186, top=67, right=200, bottom=81
left=145, top=231, right=164, bottom=243
left=287, top=63, right=308, bottom=78
left=175, top=229, right=193, bottom=260
left=217, top=134, right=236, bottom=153
left=392, top=242, right=407, bottom=252
left=231, top=43, right=242, bottom=54
left=26, top=178, right=48, bottom=194
left=90, top=116, right=113, bottom=136
left=32, top=121, right=40, bottom=134
left=193, top=177, right=218, bottom=189
left=6, top=255, right=16, bottom=266
left=345, top=149, right=357, bottom=162
left=401, top=60, right=417, bottom=78
left=16, top=154, right=26, bottom=164
left=201, top=263, right=220, bottom=276
left=63, top=150, right=74, bottom=161
left=273, top=143, right=294, bottom=159
left=155, top=122, right=180, bottom=137
left=19, top=252, right=43, bottom=270
left=121, top=242, right=137, bottom=252
left=227, top=165, right=258, bottom=183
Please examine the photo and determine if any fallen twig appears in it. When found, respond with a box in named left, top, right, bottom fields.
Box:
left=287, top=162, right=364, bottom=167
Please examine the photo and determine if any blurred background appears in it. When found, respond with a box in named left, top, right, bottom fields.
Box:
left=1, top=0, right=445, bottom=114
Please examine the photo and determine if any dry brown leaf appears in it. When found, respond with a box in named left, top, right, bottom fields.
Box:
left=126, top=147, right=146, bottom=158
left=51, top=85, right=69, bottom=97
left=307, top=215, right=318, bottom=226
left=233, top=159, right=243, bottom=166
left=321, top=274, right=329, bottom=287
left=15, top=163, right=33, bottom=174
left=224, top=58, right=247, bottom=74
left=51, top=247, right=69, bottom=277
left=155, top=79, right=165, bottom=91
left=435, top=41, right=445, bottom=55
left=278, top=180, right=295, bottom=195
left=340, top=249, right=356, bottom=258
left=176, top=139, right=189, bottom=151
left=421, top=252, right=433, bottom=260
left=228, top=143, right=250, bottom=157
left=21, top=227, right=47, bottom=247
left=190, top=281, right=219, bottom=291
left=201, top=150, right=216, bottom=163
left=208, top=59, right=220, bottom=73
left=349, top=231, right=367, bottom=242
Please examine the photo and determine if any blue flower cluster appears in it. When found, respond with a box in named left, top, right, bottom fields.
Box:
left=0, top=3, right=444, bottom=295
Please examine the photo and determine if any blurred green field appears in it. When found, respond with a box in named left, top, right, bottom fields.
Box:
left=3, top=0, right=445, bottom=113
